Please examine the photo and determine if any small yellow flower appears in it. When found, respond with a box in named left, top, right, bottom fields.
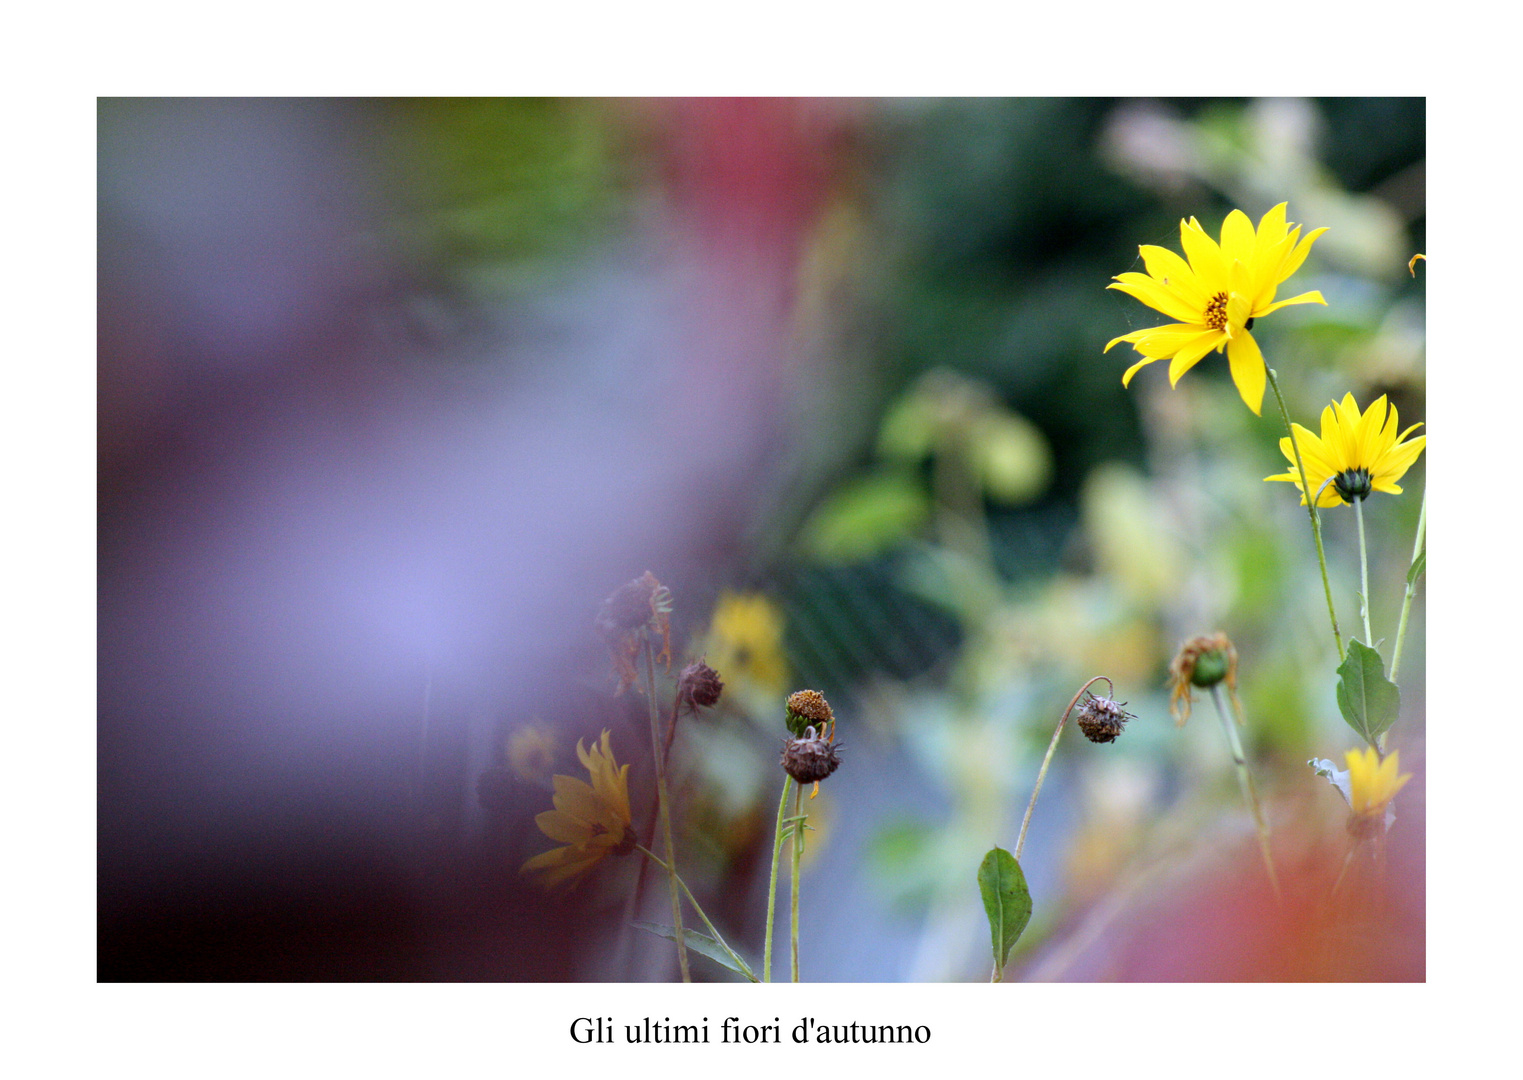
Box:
left=1345, top=746, right=1411, bottom=818
left=520, top=730, right=635, bottom=890
left=1105, top=202, right=1327, bottom=415
left=507, top=723, right=557, bottom=783
left=704, top=592, right=788, bottom=697
left=1264, top=393, right=1426, bottom=507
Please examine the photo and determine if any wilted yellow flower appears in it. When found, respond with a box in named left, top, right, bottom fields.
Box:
left=705, top=592, right=788, bottom=697
left=1166, top=632, right=1239, bottom=726
left=594, top=571, right=673, bottom=695
left=520, top=730, right=635, bottom=890
left=507, top=723, right=557, bottom=783
left=1264, top=393, right=1425, bottom=508
left=1345, top=746, right=1412, bottom=818
left=1105, top=202, right=1327, bottom=415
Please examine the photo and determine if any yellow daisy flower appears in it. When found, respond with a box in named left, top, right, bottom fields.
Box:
left=1264, top=393, right=1426, bottom=507
left=1345, top=746, right=1411, bottom=818
left=704, top=592, right=788, bottom=697
left=1105, top=202, right=1327, bottom=415
left=520, top=730, right=635, bottom=889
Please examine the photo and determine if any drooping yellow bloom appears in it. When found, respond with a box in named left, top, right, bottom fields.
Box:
left=520, top=730, right=635, bottom=889
left=1105, top=202, right=1327, bottom=415
left=1345, top=746, right=1411, bottom=818
left=1264, top=393, right=1426, bottom=508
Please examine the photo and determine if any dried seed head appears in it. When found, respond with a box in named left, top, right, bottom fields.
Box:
left=1075, top=693, right=1135, bottom=744
left=678, top=658, right=724, bottom=710
left=785, top=689, right=834, bottom=736
left=781, top=726, right=843, bottom=785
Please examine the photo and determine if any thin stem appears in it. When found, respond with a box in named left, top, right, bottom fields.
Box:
left=790, top=781, right=804, bottom=982
left=1267, top=367, right=1344, bottom=661
left=636, top=845, right=757, bottom=982
left=1390, top=485, right=1426, bottom=684
left=761, top=775, right=793, bottom=982
left=629, top=689, right=684, bottom=940
left=644, top=635, right=690, bottom=982
left=1354, top=495, right=1373, bottom=646
left=1015, top=676, right=1111, bottom=861
left=1209, top=684, right=1281, bottom=902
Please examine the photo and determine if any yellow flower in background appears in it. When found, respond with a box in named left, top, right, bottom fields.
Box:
left=704, top=592, right=788, bottom=697
left=1345, top=746, right=1411, bottom=818
left=520, top=730, right=635, bottom=889
left=1105, top=202, right=1327, bottom=415
left=507, top=722, right=557, bottom=783
left=1264, top=393, right=1425, bottom=507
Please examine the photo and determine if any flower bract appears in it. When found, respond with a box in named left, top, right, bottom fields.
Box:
left=1345, top=746, right=1411, bottom=818
left=520, top=730, right=634, bottom=889
left=1264, top=393, right=1425, bottom=507
left=1105, top=202, right=1327, bottom=415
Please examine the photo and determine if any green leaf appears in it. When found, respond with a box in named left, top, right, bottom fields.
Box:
left=1407, top=549, right=1426, bottom=586
left=977, top=847, right=1032, bottom=972
left=632, top=921, right=758, bottom=982
left=1335, top=640, right=1401, bottom=746
left=800, top=472, right=930, bottom=563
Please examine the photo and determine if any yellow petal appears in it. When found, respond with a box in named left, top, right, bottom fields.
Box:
left=1257, top=289, right=1326, bottom=315
left=1166, top=333, right=1222, bottom=385
left=1179, top=217, right=1227, bottom=287
left=1121, top=354, right=1156, bottom=387
left=1225, top=331, right=1266, bottom=414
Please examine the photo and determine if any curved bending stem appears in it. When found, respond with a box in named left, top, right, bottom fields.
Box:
left=1015, top=676, right=1111, bottom=861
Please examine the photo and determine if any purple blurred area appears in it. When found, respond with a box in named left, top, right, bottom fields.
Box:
left=98, top=98, right=846, bottom=979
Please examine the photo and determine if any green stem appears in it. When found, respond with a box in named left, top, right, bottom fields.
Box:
left=636, top=845, right=757, bottom=982
left=1014, top=676, right=1110, bottom=861
left=1354, top=495, right=1373, bottom=646
left=1267, top=367, right=1343, bottom=661
left=1209, top=684, right=1281, bottom=901
left=790, top=782, right=804, bottom=982
left=761, top=775, right=793, bottom=982
left=644, top=636, right=690, bottom=982
left=1390, top=485, right=1426, bottom=684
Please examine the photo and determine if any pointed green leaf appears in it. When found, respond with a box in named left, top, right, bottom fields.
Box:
left=1335, top=639, right=1401, bottom=745
left=633, top=921, right=758, bottom=982
left=1406, top=549, right=1426, bottom=586
left=977, top=846, right=1032, bottom=972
